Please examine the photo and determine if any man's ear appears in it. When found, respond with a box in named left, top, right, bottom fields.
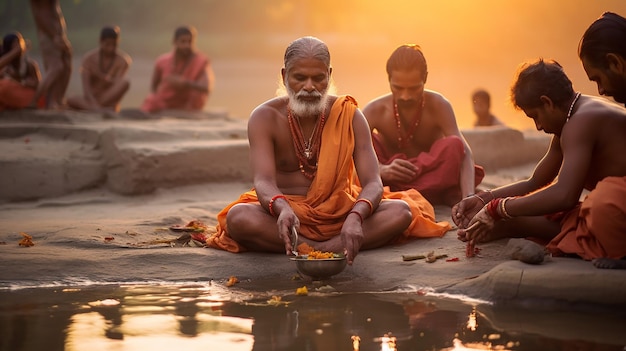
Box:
left=606, top=53, right=625, bottom=75
left=329, top=67, right=333, bottom=77
left=539, top=95, right=554, bottom=110
left=281, top=67, right=286, bottom=82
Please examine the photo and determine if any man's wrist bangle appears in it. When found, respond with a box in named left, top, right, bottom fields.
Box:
left=268, top=194, right=286, bottom=217
left=348, top=210, right=364, bottom=224
left=499, top=197, right=514, bottom=220
left=470, top=194, right=486, bottom=205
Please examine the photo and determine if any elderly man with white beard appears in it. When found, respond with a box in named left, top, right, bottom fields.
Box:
left=207, top=36, right=450, bottom=264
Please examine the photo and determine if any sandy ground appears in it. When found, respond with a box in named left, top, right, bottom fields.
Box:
left=2, top=159, right=624, bottom=308
left=0, top=163, right=528, bottom=291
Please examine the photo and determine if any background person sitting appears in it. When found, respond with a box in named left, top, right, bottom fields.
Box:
left=471, top=88, right=505, bottom=127
left=67, top=26, right=131, bottom=112
left=0, top=32, right=42, bottom=110
left=140, top=26, right=213, bottom=114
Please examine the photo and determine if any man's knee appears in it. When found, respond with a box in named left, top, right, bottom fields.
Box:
left=225, top=203, right=258, bottom=238
left=378, top=200, right=412, bottom=226
left=440, top=135, right=465, bottom=154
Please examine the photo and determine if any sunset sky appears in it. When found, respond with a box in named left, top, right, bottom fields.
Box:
left=256, top=0, right=626, bottom=129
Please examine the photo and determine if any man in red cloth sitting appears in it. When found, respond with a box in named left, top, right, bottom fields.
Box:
left=141, top=26, right=213, bottom=114
left=363, top=44, right=484, bottom=206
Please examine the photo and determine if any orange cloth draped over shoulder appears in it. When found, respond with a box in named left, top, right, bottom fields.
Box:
left=0, top=79, right=36, bottom=110
left=372, top=133, right=484, bottom=205
left=141, top=51, right=209, bottom=113
left=207, top=95, right=451, bottom=253
left=546, top=176, right=626, bottom=260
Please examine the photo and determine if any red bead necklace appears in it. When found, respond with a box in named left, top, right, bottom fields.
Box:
left=393, top=98, right=424, bottom=149
left=287, top=107, right=326, bottom=179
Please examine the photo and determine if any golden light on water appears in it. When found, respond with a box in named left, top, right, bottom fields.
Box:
left=351, top=334, right=361, bottom=350
left=466, top=306, right=477, bottom=331
left=380, top=333, right=398, bottom=351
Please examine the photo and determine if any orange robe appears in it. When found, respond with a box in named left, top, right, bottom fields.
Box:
left=141, top=51, right=209, bottom=113
left=207, top=95, right=451, bottom=253
left=546, top=176, right=626, bottom=260
left=372, top=133, right=485, bottom=205
left=0, top=79, right=36, bottom=110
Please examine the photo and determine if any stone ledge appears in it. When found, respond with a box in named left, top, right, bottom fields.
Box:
left=462, top=126, right=550, bottom=171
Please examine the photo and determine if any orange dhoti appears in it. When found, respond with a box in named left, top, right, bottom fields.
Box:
left=207, top=95, right=451, bottom=253
left=372, top=133, right=485, bottom=205
left=546, top=176, right=626, bottom=260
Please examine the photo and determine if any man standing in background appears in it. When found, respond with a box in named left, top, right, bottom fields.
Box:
left=29, top=0, right=72, bottom=109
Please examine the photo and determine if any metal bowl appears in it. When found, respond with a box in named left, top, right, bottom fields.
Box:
left=290, top=254, right=347, bottom=280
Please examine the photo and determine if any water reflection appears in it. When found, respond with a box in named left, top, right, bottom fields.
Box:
left=0, top=284, right=625, bottom=351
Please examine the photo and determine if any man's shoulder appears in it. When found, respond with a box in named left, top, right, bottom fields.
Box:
left=154, top=52, right=174, bottom=65
left=193, top=51, right=210, bottom=63
left=115, top=50, right=132, bottom=65
left=362, top=93, right=392, bottom=113
left=81, top=48, right=99, bottom=61
left=424, top=89, right=450, bottom=104
left=250, top=96, right=287, bottom=119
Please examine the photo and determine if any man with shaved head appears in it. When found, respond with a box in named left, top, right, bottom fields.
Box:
left=208, top=36, right=449, bottom=264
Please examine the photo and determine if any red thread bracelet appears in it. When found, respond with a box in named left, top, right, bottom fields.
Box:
left=355, top=198, right=374, bottom=215
left=348, top=210, right=364, bottom=224
left=486, top=198, right=503, bottom=221
left=268, top=194, right=286, bottom=217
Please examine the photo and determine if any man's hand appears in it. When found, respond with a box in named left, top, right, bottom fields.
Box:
left=459, top=206, right=495, bottom=245
left=340, top=214, right=364, bottom=265
left=276, top=208, right=300, bottom=255
left=451, top=195, right=484, bottom=229
left=380, top=159, right=419, bottom=184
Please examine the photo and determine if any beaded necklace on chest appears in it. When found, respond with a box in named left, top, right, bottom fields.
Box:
left=566, top=92, right=581, bottom=122
left=287, top=107, right=326, bottom=179
left=393, top=98, right=425, bottom=149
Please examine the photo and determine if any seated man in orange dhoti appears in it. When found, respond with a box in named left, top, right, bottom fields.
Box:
left=363, top=45, right=484, bottom=207
left=207, top=37, right=450, bottom=265
left=453, top=59, right=626, bottom=269
left=0, top=32, right=41, bottom=110
left=67, top=26, right=131, bottom=112
left=141, top=26, right=213, bottom=114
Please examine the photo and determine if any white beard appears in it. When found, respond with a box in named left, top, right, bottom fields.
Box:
left=286, top=84, right=328, bottom=118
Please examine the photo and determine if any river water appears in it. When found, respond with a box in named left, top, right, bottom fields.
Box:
left=1, top=282, right=625, bottom=351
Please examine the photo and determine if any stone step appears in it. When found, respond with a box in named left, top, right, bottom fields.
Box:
left=0, top=110, right=251, bottom=202
left=0, top=111, right=550, bottom=203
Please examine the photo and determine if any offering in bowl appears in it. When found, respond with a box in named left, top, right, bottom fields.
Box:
left=290, top=253, right=347, bottom=280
